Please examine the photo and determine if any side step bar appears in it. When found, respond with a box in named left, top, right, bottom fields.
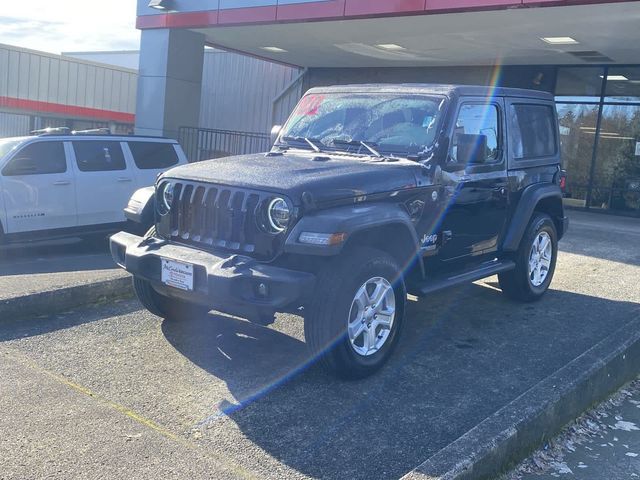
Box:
left=415, top=259, right=516, bottom=296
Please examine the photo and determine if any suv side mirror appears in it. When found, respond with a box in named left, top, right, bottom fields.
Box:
left=455, top=134, right=488, bottom=166
left=270, top=125, right=283, bottom=145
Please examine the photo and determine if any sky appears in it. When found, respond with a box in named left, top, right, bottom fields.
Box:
left=0, top=0, right=141, bottom=54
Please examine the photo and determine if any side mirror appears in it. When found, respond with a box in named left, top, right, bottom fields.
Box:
left=454, top=134, right=488, bottom=166
left=270, top=125, right=283, bottom=145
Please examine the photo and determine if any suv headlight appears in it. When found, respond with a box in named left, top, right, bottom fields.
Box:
left=267, top=197, right=291, bottom=233
left=157, top=181, right=174, bottom=216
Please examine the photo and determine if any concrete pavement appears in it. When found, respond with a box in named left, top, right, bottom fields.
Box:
left=0, top=211, right=638, bottom=479
left=0, top=237, right=125, bottom=302
left=509, top=378, right=640, bottom=479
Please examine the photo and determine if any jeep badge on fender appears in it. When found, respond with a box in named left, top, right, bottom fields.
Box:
left=110, top=84, right=568, bottom=380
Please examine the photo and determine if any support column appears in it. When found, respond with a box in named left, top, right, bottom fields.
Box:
left=135, top=28, right=205, bottom=139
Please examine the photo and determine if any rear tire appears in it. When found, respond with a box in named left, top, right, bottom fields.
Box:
left=305, top=247, right=406, bottom=380
left=499, top=213, right=558, bottom=302
left=132, top=226, right=210, bottom=320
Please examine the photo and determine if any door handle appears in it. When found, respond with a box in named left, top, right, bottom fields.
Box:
left=117, top=177, right=133, bottom=183
left=53, top=180, right=71, bottom=186
left=494, top=186, right=508, bottom=196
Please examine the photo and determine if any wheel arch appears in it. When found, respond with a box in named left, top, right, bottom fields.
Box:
left=502, top=183, right=565, bottom=252
left=284, top=202, right=424, bottom=279
left=344, top=223, right=423, bottom=282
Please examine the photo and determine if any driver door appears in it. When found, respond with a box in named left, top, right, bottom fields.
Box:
left=438, top=98, right=510, bottom=261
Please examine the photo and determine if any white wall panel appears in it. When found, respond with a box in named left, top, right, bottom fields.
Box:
left=199, top=50, right=300, bottom=133
left=0, top=48, right=9, bottom=97
left=0, top=43, right=137, bottom=116
left=37, top=57, right=49, bottom=102
left=0, top=112, right=30, bottom=137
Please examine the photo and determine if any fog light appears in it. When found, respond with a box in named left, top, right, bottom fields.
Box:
left=299, top=232, right=347, bottom=246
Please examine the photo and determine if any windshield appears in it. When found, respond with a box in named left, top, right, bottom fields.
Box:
left=279, top=93, right=446, bottom=157
left=0, top=138, right=26, bottom=160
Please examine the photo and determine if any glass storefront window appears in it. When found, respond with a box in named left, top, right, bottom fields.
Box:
left=555, top=67, right=604, bottom=103
left=590, top=104, right=640, bottom=214
left=604, top=67, right=640, bottom=103
left=556, top=103, right=599, bottom=208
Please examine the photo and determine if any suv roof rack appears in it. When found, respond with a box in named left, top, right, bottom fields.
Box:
left=28, top=127, right=173, bottom=141
left=30, top=127, right=72, bottom=136
left=71, top=128, right=112, bottom=135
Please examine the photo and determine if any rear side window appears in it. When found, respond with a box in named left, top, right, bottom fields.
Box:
left=73, top=141, right=126, bottom=172
left=2, top=141, right=66, bottom=176
left=129, top=142, right=179, bottom=170
left=510, top=104, right=557, bottom=159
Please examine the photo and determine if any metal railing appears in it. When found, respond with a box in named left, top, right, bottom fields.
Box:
left=179, top=127, right=271, bottom=162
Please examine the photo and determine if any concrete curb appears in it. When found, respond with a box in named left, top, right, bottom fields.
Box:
left=0, top=277, right=133, bottom=321
left=403, top=316, right=640, bottom=480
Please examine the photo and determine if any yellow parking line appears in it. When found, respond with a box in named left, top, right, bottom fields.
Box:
left=1, top=348, right=257, bottom=480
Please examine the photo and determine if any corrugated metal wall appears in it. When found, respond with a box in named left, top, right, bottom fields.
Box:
left=199, top=50, right=301, bottom=134
left=0, top=112, right=30, bottom=138
left=0, top=43, right=137, bottom=115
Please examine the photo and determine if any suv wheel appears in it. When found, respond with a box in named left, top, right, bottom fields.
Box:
left=305, top=247, right=406, bottom=380
left=132, top=227, right=210, bottom=320
left=499, top=213, right=558, bottom=302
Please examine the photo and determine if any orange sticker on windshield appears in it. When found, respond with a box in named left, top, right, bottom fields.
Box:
left=296, top=94, right=325, bottom=116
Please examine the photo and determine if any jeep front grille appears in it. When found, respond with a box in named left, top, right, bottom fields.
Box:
left=159, top=181, right=268, bottom=255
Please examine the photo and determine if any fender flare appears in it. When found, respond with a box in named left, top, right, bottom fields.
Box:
left=124, top=186, right=156, bottom=226
left=284, top=202, right=420, bottom=258
left=502, top=183, right=564, bottom=252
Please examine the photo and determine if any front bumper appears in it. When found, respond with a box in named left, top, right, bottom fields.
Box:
left=110, top=231, right=316, bottom=318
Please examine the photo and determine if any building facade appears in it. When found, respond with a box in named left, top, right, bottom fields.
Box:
left=133, top=0, right=640, bottom=216
left=66, top=48, right=301, bottom=134
left=0, top=44, right=137, bottom=136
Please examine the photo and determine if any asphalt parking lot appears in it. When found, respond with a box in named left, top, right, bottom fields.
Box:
left=1, top=211, right=639, bottom=480
left=0, top=237, right=123, bottom=301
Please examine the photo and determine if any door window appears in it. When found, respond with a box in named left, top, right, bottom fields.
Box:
left=129, top=142, right=179, bottom=169
left=451, top=104, right=500, bottom=165
left=73, top=141, right=126, bottom=172
left=2, top=142, right=66, bottom=176
left=510, top=104, right=557, bottom=159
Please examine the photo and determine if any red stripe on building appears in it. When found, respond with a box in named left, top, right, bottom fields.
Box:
left=344, top=0, right=427, bottom=17
left=276, top=0, right=346, bottom=21
left=219, top=5, right=277, bottom=25
left=136, top=0, right=639, bottom=29
left=0, top=97, right=135, bottom=124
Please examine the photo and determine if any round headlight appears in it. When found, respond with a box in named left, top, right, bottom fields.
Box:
left=158, top=182, right=173, bottom=215
left=267, top=197, right=291, bottom=233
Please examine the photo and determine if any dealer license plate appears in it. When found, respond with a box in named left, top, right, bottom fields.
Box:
left=161, top=259, right=194, bottom=291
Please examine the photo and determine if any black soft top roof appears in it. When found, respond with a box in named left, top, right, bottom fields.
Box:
left=307, top=83, right=554, bottom=101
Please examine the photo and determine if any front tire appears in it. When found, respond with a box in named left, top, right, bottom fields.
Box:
left=305, top=247, right=406, bottom=380
left=499, top=213, right=558, bottom=302
left=132, top=277, right=210, bottom=320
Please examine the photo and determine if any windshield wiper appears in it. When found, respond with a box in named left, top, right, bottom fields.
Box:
left=281, top=136, right=324, bottom=153
left=359, top=141, right=382, bottom=158
left=332, top=139, right=389, bottom=160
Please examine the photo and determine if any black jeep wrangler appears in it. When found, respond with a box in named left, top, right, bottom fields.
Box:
left=111, top=84, right=569, bottom=379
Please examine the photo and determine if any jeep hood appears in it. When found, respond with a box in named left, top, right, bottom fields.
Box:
left=163, top=152, right=427, bottom=206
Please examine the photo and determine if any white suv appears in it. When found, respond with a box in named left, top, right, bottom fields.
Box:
left=0, top=129, right=188, bottom=243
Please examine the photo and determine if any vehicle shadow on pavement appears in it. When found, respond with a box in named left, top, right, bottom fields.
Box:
left=0, top=237, right=115, bottom=276
left=162, top=283, right=640, bottom=480
left=0, top=299, right=140, bottom=342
